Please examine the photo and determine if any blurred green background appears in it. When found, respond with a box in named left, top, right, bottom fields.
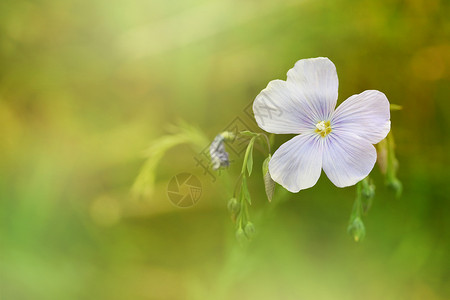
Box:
left=1, top=0, right=449, bottom=299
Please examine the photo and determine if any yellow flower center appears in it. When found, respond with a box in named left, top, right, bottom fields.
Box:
left=315, top=121, right=332, bottom=137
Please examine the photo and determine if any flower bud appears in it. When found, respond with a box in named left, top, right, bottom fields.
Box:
left=244, top=222, right=256, bottom=239
left=347, top=217, right=366, bottom=242
left=387, top=178, right=402, bottom=198
left=235, top=227, right=248, bottom=245
left=210, top=133, right=230, bottom=170
left=227, top=197, right=240, bottom=214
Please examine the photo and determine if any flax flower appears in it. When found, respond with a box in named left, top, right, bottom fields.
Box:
left=253, top=57, right=390, bottom=192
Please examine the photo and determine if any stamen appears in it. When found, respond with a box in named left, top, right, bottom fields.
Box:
left=315, top=121, right=332, bottom=137
left=316, top=121, right=326, bottom=132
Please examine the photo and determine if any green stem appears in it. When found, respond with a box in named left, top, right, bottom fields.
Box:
left=232, top=173, right=243, bottom=198
left=352, top=182, right=363, bottom=219
left=259, top=133, right=271, bottom=154
left=348, top=181, right=366, bottom=241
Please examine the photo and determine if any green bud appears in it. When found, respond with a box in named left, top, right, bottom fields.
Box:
left=244, top=222, right=256, bottom=239
left=235, top=227, right=248, bottom=245
left=387, top=178, right=403, bottom=198
left=227, top=197, right=240, bottom=214
left=347, top=217, right=366, bottom=242
left=361, top=184, right=375, bottom=200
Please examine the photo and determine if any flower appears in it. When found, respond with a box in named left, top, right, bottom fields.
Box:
left=253, top=57, right=390, bottom=192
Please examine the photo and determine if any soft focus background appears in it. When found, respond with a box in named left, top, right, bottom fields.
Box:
left=1, top=0, right=449, bottom=299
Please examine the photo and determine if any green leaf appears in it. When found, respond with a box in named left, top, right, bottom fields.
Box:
left=242, top=137, right=255, bottom=175
left=239, top=130, right=259, bottom=137
left=247, top=145, right=253, bottom=176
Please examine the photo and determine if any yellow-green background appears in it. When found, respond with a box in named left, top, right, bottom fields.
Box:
left=1, top=0, right=449, bottom=299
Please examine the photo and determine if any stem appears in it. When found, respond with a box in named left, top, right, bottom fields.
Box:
left=259, top=133, right=271, bottom=154
left=349, top=181, right=363, bottom=222
left=347, top=181, right=366, bottom=241
left=232, top=173, right=243, bottom=198
left=355, top=182, right=362, bottom=218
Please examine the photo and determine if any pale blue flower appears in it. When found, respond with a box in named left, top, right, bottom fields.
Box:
left=253, top=57, right=390, bottom=192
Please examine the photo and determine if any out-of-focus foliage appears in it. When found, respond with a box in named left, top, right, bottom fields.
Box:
left=1, top=0, right=449, bottom=299
left=132, top=122, right=209, bottom=199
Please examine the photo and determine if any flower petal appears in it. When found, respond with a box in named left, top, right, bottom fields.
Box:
left=269, top=133, right=323, bottom=192
left=331, top=90, right=391, bottom=144
left=286, top=57, right=339, bottom=121
left=253, top=80, right=317, bottom=134
left=322, top=131, right=377, bottom=188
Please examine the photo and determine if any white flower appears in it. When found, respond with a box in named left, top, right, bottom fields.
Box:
left=253, top=57, right=390, bottom=192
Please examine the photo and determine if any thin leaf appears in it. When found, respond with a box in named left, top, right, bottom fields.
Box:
left=242, top=137, right=255, bottom=175
left=239, top=131, right=259, bottom=137
left=247, top=144, right=253, bottom=175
